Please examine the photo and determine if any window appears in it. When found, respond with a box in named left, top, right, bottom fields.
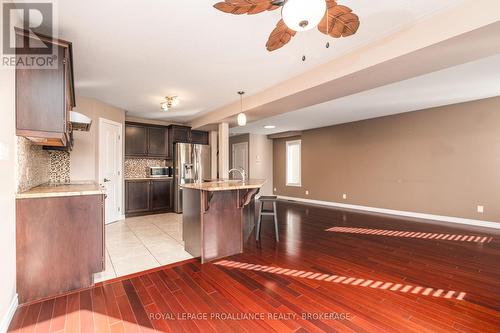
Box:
left=286, top=139, right=301, bottom=187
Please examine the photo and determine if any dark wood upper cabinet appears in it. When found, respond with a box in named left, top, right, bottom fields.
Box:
left=125, top=180, right=150, bottom=214
left=147, top=127, right=168, bottom=158
left=151, top=179, right=172, bottom=211
left=15, top=30, right=75, bottom=149
left=169, top=125, right=191, bottom=143
left=125, top=123, right=170, bottom=159
left=125, top=124, right=148, bottom=156
left=191, top=130, right=209, bottom=145
left=125, top=123, right=207, bottom=159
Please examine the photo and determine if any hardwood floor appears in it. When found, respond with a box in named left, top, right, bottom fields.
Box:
left=8, top=200, right=500, bottom=332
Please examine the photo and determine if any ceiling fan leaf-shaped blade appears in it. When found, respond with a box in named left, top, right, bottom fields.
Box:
left=248, top=3, right=279, bottom=14
left=213, top=2, right=236, bottom=13
left=214, top=0, right=279, bottom=15
left=318, top=2, right=360, bottom=38
left=266, top=19, right=296, bottom=52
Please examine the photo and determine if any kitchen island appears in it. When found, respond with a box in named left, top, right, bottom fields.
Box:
left=182, top=179, right=265, bottom=263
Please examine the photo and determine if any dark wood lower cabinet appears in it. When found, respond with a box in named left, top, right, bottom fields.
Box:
left=151, top=179, right=172, bottom=211
left=125, top=178, right=172, bottom=217
left=16, top=194, right=104, bottom=304
left=125, top=180, right=150, bottom=214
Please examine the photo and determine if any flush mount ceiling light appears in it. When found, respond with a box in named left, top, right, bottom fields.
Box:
left=264, top=125, right=276, bottom=129
left=281, top=0, right=326, bottom=32
left=160, top=96, right=180, bottom=111
left=213, top=0, right=359, bottom=52
left=237, top=91, right=247, bottom=126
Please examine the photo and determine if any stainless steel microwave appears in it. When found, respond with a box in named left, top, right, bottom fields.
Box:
left=149, top=166, right=172, bottom=177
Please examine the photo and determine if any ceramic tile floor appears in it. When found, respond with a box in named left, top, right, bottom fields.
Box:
left=93, top=213, right=193, bottom=283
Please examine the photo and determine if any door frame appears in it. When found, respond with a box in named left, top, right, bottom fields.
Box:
left=98, top=117, right=124, bottom=223
left=231, top=141, right=249, bottom=178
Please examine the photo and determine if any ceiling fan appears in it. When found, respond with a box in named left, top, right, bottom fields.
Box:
left=213, top=0, right=360, bottom=51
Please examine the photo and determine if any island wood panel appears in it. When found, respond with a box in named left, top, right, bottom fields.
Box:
left=9, top=200, right=500, bottom=333
left=16, top=194, right=104, bottom=304
left=201, top=190, right=243, bottom=263
left=243, top=198, right=256, bottom=242
left=182, top=188, right=202, bottom=258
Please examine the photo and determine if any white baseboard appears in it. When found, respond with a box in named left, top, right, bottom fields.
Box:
left=0, top=293, right=18, bottom=333
left=277, top=195, right=500, bottom=230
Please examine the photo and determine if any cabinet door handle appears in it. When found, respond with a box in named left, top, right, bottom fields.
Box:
left=104, top=178, right=111, bottom=182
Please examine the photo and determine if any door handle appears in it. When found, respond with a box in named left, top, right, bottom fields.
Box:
left=104, top=178, right=111, bottom=182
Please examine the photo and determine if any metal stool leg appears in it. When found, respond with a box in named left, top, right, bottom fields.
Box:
left=273, top=201, right=279, bottom=242
left=256, top=201, right=263, bottom=241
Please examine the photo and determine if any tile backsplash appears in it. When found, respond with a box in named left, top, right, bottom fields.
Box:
left=16, top=137, right=71, bottom=192
left=16, top=137, right=50, bottom=192
left=124, top=158, right=169, bottom=178
left=48, top=151, right=70, bottom=183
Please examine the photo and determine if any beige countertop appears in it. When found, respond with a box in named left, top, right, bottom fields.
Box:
left=181, top=179, right=266, bottom=192
left=16, top=181, right=105, bottom=199
left=125, top=177, right=173, bottom=181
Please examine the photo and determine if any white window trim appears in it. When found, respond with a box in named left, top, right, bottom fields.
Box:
left=286, top=139, right=301, bottom=187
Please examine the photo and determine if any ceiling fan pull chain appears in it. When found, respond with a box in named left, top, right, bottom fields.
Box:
left=326, top=3, right=330, bottom=49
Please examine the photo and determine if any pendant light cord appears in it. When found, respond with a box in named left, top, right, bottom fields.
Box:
left=238, top=91, right=245, bottom=113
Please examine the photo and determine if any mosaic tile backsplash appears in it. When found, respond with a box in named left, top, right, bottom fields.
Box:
left=16, top=137, right=50, bottom=192
left=124, top=158, right=168, bottom=178
left=49, top=151, right=70, bottom=183
left=17, top=137, right=72, bottom=192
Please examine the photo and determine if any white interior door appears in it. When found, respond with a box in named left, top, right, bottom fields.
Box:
left=232, top=142, right=248, bottom=180
left=99, top=118, right=123, bottom=224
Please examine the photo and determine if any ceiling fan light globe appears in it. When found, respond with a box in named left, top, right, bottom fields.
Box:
left=237, top=113, right=247, bottom=126
left=170, top=96, right=180, bottom=107
left=282, top=0, right=326, bottom=32
left=160, top=102, right=169, bottom=111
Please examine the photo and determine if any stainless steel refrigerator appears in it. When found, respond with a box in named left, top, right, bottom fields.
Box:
left=174, top=143, right=211, bottom=213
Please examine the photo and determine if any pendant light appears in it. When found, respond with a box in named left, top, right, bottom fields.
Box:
left=237, top=91, right=247, bottom=127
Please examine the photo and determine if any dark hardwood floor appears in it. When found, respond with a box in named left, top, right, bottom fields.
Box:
left=8, top=200, right=500, bottom=332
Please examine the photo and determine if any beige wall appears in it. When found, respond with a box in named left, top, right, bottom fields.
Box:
left=0, top=65, right=18, bottom=328
left=70, top=96, right=126, bottom=181
left=274, top=97, right=500, bottom=222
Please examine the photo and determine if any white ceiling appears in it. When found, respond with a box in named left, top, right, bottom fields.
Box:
left=230, top=54, right=500, bottom=135
left=55, top=0, right=461, bottom=122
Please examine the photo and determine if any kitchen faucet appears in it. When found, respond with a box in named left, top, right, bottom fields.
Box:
left=228, top=168, right=246, bottom=182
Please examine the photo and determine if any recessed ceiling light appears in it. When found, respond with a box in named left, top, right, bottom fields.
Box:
left=264, top=125, right=276, bottom=129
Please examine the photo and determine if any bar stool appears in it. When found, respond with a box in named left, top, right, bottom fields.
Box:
left=256, top=196, right=279, bottom=242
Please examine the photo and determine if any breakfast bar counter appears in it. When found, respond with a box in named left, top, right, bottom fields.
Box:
left=182, top=179, right=265, bottom=263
